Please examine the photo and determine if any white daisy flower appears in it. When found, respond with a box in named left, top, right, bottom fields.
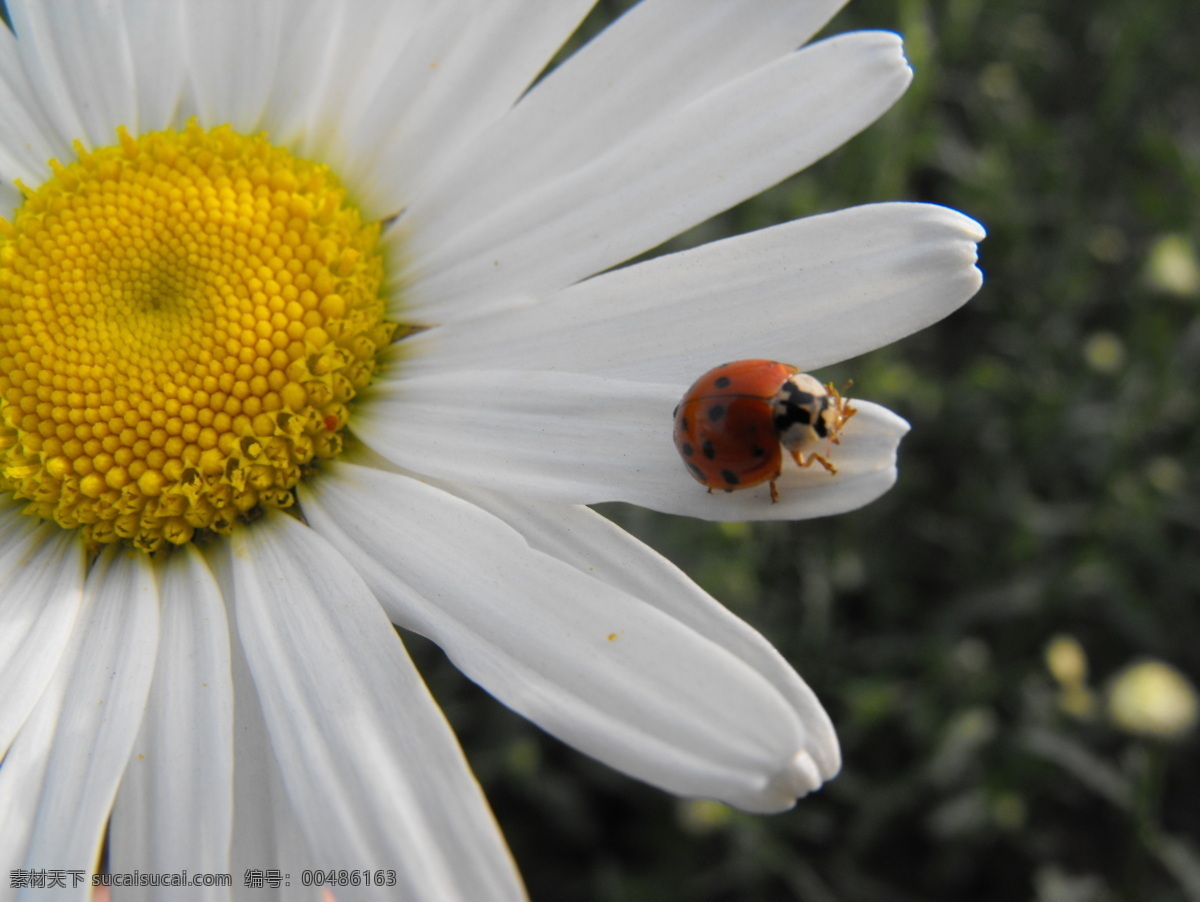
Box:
left=0, top=1, right=983, bottom=899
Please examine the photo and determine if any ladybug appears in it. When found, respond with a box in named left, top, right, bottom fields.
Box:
left=672, top=359, right=856, bottom=502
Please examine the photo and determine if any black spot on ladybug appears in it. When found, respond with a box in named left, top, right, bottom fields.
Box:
left=686, top=461, right=709, bottom=483
left=721, top=469, right=740, bottom=486
left=707, top=403, right=725, bottom=422
left=680, top=415, right=689, bottom=431
left=701, top=440, right=716, bottom=460
left=751, top=446, right=766, bottom=458
left=714, top=376, right=731, bottom=389
left=680, top=442, right=695, bottom=457
left=672, top=403, right=680, bottom=419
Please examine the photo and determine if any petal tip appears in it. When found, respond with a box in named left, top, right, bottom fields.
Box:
left=965, top=214, right=988, bottom=242
left=763, top=747, right=841, bottom=810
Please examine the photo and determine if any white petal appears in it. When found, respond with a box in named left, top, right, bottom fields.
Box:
left=355, top=370, right=908, bottom=520
left=393, top=0, right=848, bottom=300
left=225, top=513, right=526, bottom=902
left=5, top=0, right=138, bottom=147
left=0, top=545, right=158, bottom=880
left=0, top=20, right=68, bottom=196
left=443, top=481, right=841, bottom=775
left=339, top=0, right=597, bottom=220
left=0, top=516, right=86, bottom=758
left=0, top=182, right=20, bottom=220
left=108, top=545, right=234, bottom=902
left=120, top=0, right=189, bottom=132
left=0, top=667, right=60, bottom=887
left=302, top=462, right=836, bottom=811
left=249, top=0, right=329, bottom=145
left=183, top=0, right=285, bottom=133
left=264, top=0, right=418, bottom=153
left=404, top=203, right=985, bottom=381
left=400, top=31, right=912, bottom=321
left=265, top=0, right=428, bottom=166
left=218, top=590, right=323, bottom=902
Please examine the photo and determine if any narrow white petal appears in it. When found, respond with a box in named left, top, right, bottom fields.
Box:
left=183, top=0, right=285, bottom=133
left=394, top=0, right=848, bottom=292
left=342, top=0, right=597, bottom=220
left=261, top=0, right=596, bottom=220
left=119, top=0, right=188, bottom=132
left=226, top=513, right=526, bottom=902
left=0, top=517, right=86, bottom=758
left=401, top=31, right=912, bottom=321
left=1, top=546, right=158, bottom=881
left=201, top=542, right=348, bottom=902
left=108, top=545, right=234, bottom=902
left=0, top=656, right=60, bottom=887
left=260, top=0, right=357, bottom=147
left=219, top=594, right=323, bottom=902
left=0, top=20, right=68, bottom=193
left=446, top=481, right=843, bottom=775
left=267, top=0, right=427, bottom=167
left=0, top=182, right=21, bottom=220
left=302, top=463, right=837, bottom=811
left=5, top=0, right=138, bottom=147
left=355, top=370, right=908, bottom=520
left=0, top=516, right=80, bottom=886
left=405, top=203, right=985, bottom=381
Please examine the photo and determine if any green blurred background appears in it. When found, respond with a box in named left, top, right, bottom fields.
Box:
left=415, top=1, right=1200, bottom=900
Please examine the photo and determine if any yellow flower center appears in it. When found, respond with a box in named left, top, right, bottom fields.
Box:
left=0, top=122, right=395, bottom=553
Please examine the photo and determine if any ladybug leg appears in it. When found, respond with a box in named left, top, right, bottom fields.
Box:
left=789, top=448, right=839, bottom=475
left=769, top=480, right=779, bottom=503
left=810, top=452, right=838, bottom=475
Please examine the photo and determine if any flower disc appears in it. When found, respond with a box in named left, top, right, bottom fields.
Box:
left=0, top=122, right=395, bottom=552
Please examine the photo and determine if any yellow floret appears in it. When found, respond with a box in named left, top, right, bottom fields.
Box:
left=0, top=121, right=396, bottom=553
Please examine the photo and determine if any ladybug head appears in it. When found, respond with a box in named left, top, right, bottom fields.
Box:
left=771, top=374, right=856, bottom=458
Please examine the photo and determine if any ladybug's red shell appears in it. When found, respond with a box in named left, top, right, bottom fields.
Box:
left=672, top=360, right=798, bottom=492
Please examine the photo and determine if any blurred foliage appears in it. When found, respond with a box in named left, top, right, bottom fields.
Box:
left=414, top=1, right=1200, bottom=901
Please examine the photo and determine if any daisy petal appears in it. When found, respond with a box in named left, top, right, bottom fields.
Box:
left=203, top=574, right=323, bottom=902
left=303, top=463, right=838, bottom=812
left=108, top=546, right=234, bottom=899
left=0, top=514, right=85, bottom=758
left=183, top=0, right=285, bottom=133
left=5, top=0, right=138, bottom=148
left=226, top=513, right=526, bottom=902
left=438, top=482, right=841, bottom=775
left=404, top=203, right=985, bottom=381
left=401, top=30, right=912, bottom=320
left=1, top=545, right=158, bottom=878
left=355, top=370, right=907, bottom=519
left=0, top=182, right=19, bottom=219
left=394, top=0, right=849, bottom=297
left=0, top=22, right=66, bottom=199
left=342, top=0, right=597, bottom=219
left=119, top=0, right=188, bottom=132
left=264, top=0, right=403, bottom=149
left=0, top=673, right=59, bottom=881
left=265, top=0, right=427, bottom=166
